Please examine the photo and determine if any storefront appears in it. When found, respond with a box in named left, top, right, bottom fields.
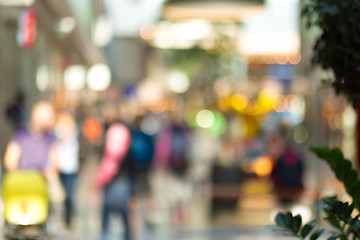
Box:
left=0, top=0, right=104, bottom=164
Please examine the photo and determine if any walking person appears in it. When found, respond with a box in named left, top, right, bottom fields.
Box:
left=4, top=100, right=57, bottom=176
left=127, top=115, right=155, bottom=233
left=94, top=121, right=132, bottom=240
left=154, top=118, right=191, bottom=226
left=55, top=111, right=81, bottom=228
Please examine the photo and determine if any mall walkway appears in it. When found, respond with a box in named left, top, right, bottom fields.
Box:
left=47, top=154, right=313, bottom=240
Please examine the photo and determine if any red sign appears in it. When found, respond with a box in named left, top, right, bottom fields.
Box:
left=17, top=8, right=37, bottom=49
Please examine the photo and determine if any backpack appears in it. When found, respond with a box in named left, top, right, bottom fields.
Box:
left=169, top=126, right=188, bottom=169
left=128, top=129, right=154, bottom=169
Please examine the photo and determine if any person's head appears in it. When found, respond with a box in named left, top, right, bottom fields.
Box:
left=56, top=111, right=76, bottom=140
left=30, top=101, right=56, bottom=133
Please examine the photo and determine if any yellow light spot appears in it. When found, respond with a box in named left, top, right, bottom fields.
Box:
left=275, top=55, right=288, bottom=65
left=252, top=156, right=273, bottom=177
left=289, top=53, right=301, bottom=65
left=230, top=93, right=248, bottom=112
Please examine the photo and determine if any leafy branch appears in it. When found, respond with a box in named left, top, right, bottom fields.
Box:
left=302, top=0, right=360, bottom=99
left=273, top=147, right=360, bottom=240
left=274, top=211, right=322, bottom=240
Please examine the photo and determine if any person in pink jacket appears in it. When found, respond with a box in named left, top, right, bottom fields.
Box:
left=93, top=122, right=132, bottom=240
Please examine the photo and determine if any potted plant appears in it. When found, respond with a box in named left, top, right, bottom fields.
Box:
left=273, top=1, right=360, bottom=239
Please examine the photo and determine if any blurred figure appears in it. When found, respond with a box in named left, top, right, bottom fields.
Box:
left=55, top=111, right=80, bottom=228
left=154, top=116, right=191, bottom=225
left=126, top=115, right=155, bottom=231
left=94, top=121, right=132, bottom=240
left=211, top=136, right=243, bottom=213
left=268, top=123, right=304, bottom=205
left=4, top=100, right=57, bottom=176
left=155, top=116, right=189, bottom=175
left=5, top=91, right=26, bottom=130
left=128, top=115, right=154, bottom=199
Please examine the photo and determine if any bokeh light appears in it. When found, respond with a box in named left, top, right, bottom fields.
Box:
left=293, top=125, right=309, bottom=144
left=140, top=24, right=157, bottom=40
left=64, top=65, right=86, bottom=90
left=140, top=115, right=161, bottom=135
left=196, top=110, right=215, bottom=128
left=231, top=93, right=248, bottom=112
left=87, top=63, right=111, bottom=91
left=0, top=0, right=34, bottom=6
left=92, top=15, right=113, bottom=47
left=56, top=17, right=76, bottom=36
left=36, top=65, right=50, bottom=92
left=252, top=156, right=273, bottom=177
left=209, top=111, right=227, bottom=135
left=168, top=71, right=190, bottom=93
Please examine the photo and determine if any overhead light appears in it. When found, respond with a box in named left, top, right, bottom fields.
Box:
left=238, top=31, right=300, bottom=56
left=92, top=15, right=113, bottom=47
left=36, top=65, right=50, bottom=92
left=150, top=20, right=212, bottom=49
left=0, top=0, right=34, bottom=6
left=163, top=1, right=264, bottom=22
left=168, top=71, right=190, bottom=93
left=64, top=65, right=86, bottom=90
left=87, top=64, right=111, bottom=91
left=55, top=17, right=76, bottom=37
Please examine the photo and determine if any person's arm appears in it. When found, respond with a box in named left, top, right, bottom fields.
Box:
left=4, top=141, right=21, bottom=171
left=94, top=123, right=131, bottom=188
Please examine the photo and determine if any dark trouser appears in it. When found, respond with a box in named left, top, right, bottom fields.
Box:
left=101, top=177, right=132, bottom=240
left=59, top=173, right=78, bottom=227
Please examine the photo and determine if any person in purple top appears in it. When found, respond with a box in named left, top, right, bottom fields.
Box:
left=4, top=101, right=57, bottom=178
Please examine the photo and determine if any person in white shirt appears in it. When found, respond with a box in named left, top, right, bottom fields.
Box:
left=55, top=111, right=80, bottom=228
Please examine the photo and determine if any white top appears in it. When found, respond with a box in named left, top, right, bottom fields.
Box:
left=57, top=135, right=80, bottom=174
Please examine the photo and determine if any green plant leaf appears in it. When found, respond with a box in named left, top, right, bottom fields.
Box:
left=344, top=170, right=358, bottom=189
left=337, top=160, right=352, bottom=180
left=349, top=181, right=360, bottom=199
left=310, top=229, right=324, bottom=240
left=344, top=203, right=354, bottom=220
left=291, top=214, right=302, bottom=234
left=331, top=148, right=344, bottom=161
left=327, top=236, right=338, bottom=240
left=275, top=213, right=287, bottom=227
left=284, top=211, right=293, bottom=229
left=324, top=214, right=341, bottom=230
left=301, top=220, right=316, bottom=238
left=338, top=234, right=347, bottom=240
left=309, top=146, right=331, bottom=160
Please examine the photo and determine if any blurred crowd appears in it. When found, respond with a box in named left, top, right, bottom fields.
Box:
left=2, top=98, right=305, bottom=239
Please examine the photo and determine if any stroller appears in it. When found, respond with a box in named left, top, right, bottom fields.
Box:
left=2, top=170, right=50, bottom=240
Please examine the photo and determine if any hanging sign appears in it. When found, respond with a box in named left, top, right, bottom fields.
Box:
left=17, top=8, right=37, bottom=49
